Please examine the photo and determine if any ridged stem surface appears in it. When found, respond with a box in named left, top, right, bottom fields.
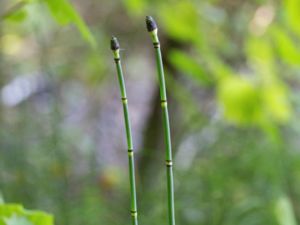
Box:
left=150, top=29, right=176, bottom=225
left=112, top=49, right=138, bottom=225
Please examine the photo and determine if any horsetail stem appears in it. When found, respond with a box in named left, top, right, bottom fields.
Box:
left=146, top=16, right=176, bottom=225
left=110, top=36, right=139, bottom=225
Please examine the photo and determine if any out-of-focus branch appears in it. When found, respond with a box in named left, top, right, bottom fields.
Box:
left=0, top=0, right=28, bottom=21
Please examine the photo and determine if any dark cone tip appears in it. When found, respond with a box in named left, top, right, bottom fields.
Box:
left=110, top=36, right=120, bottom=51
left=146, top=16, right=157, bottom=32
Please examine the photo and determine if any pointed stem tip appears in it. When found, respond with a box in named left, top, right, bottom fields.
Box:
left=146, top=16, right=157, bottom=32
left=110, top=36, right=120, bottom=51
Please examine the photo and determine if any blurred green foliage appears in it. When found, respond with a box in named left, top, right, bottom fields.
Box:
left=0, top=202, right=53, bottom=225
left=43, top=0, right=96, bottom=48
left=155, top=0, right=293, bottom=128
left=1, top=0, right=300, bottom=225
left=3, top=0, right=96, bottom=48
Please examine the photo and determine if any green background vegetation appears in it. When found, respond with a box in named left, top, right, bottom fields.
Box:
left=1, top=0, right=300, bottom=224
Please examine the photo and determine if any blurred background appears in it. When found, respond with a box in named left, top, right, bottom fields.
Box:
left=1, top=0, right=300, bottom=224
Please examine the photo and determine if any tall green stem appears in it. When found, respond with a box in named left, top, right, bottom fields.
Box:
left=146, top=16, right=176, bottom=225
left=111, top=37, right=138, bottom=225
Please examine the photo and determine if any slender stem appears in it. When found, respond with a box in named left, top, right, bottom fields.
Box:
left=111, top=37, right=138, bottom=225
left=146, top=16, right=176, bottom=225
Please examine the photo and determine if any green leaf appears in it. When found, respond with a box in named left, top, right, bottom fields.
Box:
left=0, top=204, right=53, bottom=225
left=169, top=49, right=213, bottom=86
left=262, top=83, right=291, bottom=122
left=3, top=10, right=28, bottom=23
left=159, top=1, right=201, bottom=43
left=0, top=205, right=24, bottom=217
left=123, top=0, right=146, bottom=17
left=283, top=0, right=300, bottom=37
left=271, top=26, right=300, bottom=66
left=245, top=37, right=275, bottom=82
left=43, top=0, right=97, bottom=48
left=217, top=76, right=262, bottom=125
left=205, top=53, right=234, bottom=80
left=274, top=195, right=297, bottom=225
left=1, top=0, right=29, bottom=22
